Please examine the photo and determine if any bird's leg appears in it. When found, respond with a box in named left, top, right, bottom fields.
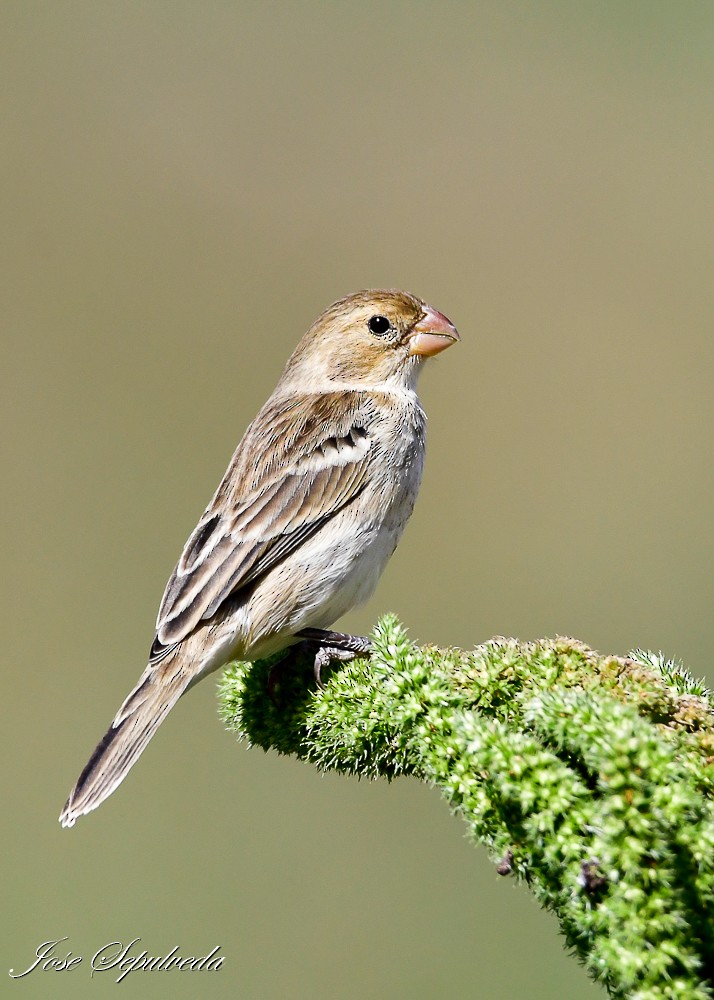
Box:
left=295, top=628, right=373, bottom=687
left=267, top=640, right=312, bottom=704
left=268, top=630, right=373, bottom=700
left=296, top=628, right=373, bottom=656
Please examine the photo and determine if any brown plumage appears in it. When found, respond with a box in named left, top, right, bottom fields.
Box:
left=60, top=289, right=459, bottom=827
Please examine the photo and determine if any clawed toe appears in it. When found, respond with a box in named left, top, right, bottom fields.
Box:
left=298, top=629, right=373, bottom=687
left=268, top=630, right=373, bottom=700
left=311, top=645, right=362, bottom=688
left=296, top=628, right=373, bottom=657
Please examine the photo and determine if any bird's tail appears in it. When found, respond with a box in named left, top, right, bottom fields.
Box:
left=59, top=657, right=192, bottom=828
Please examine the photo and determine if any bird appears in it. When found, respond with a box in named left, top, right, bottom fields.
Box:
left=59, top=289, right=459, bottom=827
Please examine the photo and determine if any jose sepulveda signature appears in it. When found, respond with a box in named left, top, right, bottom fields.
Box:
left=9, top=937, right=224, bottom=983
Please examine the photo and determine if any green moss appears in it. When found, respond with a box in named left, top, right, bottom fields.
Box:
left=218, top=616, right=714, bottom=998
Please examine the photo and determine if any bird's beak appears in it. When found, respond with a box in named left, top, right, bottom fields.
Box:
left=408, top=306, right=460, bottom=356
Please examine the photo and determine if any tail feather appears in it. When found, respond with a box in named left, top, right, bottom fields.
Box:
left=59, top=665, right=190, bottom=828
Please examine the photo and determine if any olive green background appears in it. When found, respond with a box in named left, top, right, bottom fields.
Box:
left=3, top=3, right=713, bottom=998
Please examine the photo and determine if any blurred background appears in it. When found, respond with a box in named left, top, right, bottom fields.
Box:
left=3, top=3, right=713, bottom=998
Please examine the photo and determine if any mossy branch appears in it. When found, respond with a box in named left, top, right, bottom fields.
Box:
left=218, top=616, right=714, bottom=999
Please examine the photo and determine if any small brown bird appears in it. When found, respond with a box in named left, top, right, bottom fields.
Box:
left=60, top=289, right=459, bottom=826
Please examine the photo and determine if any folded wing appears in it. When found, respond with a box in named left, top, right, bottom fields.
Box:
left=152, top=391, right=376, bottom=655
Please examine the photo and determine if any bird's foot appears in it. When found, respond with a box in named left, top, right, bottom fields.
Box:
left=267, top=630, right=372, bottom=701
left=295, top=628, right=373, bottom=687
left=266, top=642, right=309, bottom=704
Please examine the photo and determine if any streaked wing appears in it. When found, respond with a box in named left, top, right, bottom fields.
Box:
left=151, top=391, right=376, bottom=654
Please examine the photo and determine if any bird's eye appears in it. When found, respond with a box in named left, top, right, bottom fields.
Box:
left=368, top=315, right=391, bottom=336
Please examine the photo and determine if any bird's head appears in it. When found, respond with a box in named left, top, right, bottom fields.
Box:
left=281, top=289, right=459, bottom=389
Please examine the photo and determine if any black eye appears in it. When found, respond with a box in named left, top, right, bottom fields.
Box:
left=368, top=315, right=391, bottom=336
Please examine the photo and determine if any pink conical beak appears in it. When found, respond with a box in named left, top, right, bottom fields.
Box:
left=408, top=305, right=460, bottom=357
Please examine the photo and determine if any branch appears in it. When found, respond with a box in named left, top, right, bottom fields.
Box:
left=218, top=616, right=714, bottom=999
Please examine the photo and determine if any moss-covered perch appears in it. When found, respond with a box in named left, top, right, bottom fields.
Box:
left=218, top=615, right=714, bottom=999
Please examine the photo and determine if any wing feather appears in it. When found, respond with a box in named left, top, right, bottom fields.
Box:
left=154, top=391, right=376, bottom=648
